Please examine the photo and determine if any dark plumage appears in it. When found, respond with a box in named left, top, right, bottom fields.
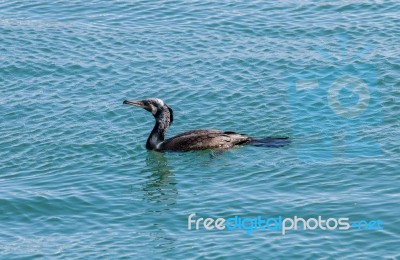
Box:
left=123, top=98, right=289, bottom=152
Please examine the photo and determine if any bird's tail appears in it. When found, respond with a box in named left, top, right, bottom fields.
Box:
left=249, top=137, right=290, bottom=148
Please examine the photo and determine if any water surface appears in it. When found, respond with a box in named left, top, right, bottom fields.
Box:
left=1, top=0, right=399, bottom=259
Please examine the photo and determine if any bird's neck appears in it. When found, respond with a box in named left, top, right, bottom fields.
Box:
left=146, top=108, right=171, bottom=150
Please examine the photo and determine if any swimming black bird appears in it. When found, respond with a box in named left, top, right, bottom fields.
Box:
left=123, top=98, right=289, bottom=152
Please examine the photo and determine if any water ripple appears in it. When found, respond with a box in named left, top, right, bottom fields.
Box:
left=1, top=0, right=399, bottom=259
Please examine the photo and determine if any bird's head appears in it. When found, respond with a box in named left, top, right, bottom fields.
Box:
left=123, top=98, right=174, bottom=124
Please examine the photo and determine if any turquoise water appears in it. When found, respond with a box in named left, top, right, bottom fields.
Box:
left=1, top=0, right=399, bottom=259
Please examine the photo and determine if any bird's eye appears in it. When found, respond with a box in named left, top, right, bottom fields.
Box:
left=143, top=101, right=148, bottom=106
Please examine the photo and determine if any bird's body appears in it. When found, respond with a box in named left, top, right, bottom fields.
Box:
left=123, top=98, right=289, bottom=152
left=160, top=129, right=252, bottom=152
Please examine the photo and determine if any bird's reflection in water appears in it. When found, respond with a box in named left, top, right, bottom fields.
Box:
left=141, top=152, right=178, bottom=254
left=142, top=151, right=178, bottom=207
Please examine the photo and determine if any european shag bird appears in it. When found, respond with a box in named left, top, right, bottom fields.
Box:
left=123, top=98, right=289, bottom=152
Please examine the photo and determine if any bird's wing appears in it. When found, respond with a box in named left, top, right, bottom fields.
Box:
left=160, top=130, right=251, bottom=152
left=168, top=129, right=223, bottom=139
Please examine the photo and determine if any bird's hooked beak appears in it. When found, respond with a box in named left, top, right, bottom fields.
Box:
left=123, top=100, right=152, bottom=112
left=123, top=100, right=143, bottom=107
